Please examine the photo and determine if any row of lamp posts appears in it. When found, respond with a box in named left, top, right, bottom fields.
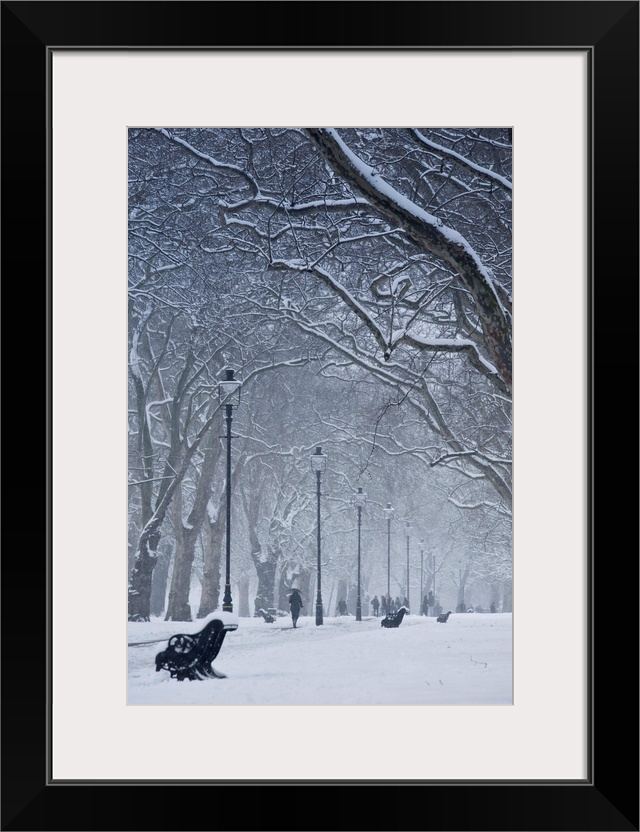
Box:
left=218, top=368, right=432, bottom=621
left=310, top=447, right=365, bottom=625
left=308, top=453, right=432, bottom=626
left=384, top=509, right=423, bottom=615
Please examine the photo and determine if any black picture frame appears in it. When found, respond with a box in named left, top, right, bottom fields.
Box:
left=3, top=2, right=638, bottom=830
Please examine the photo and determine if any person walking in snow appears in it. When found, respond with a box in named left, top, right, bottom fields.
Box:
left=371, top=595, right=380, bottom=616
left=288, top=589, right=304, bottom=628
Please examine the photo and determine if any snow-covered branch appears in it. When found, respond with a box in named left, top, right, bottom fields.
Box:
left=305, top=128, right=512, bottom=392
left=411, top=129, right=512, bottom=193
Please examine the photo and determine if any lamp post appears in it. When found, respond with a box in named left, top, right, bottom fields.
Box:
left=432, top=553, right=436, bottom=612
left=218, top=367, right=242, bottom=613
left=310, top=447, right=327, bottom=626
left=354, top=487, right=366, bottom=621
left=405, top=521, right=411, bottom=611
left=420, top=538, right=425, bottom=614
left=383, top=503, right=394, bottom=603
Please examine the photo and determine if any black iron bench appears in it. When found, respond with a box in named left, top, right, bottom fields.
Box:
left=155, top=617, right=238, bottom=681
left=257, top=608, right=276, bottom=623
left=381, top=606, right=408, bottom=628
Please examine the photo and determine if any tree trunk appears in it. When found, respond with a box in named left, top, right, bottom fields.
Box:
left=197, top=506, right=224, bottom=618
left=240, top=486, right=274, bottom=616
left=326, top=578, right=335, bottom=616
left=165, top=485, right=194, bottom=621
left=166, top=427, right=222, bottom=621
left=489, top=582, right=501, bottom=613
left=502, top=580, right=512, bottom=612
left=336, top=579, right=348, bottom=614
left=150, top=542, right=172, bottom=617
left=347, top=580, right=358, bottom=614
left=238, top=577, right=251, bottom=617
left=128, top=522, right=162, bottom=622
left=276, top=555, right=290, bottom=611
left=297, top=571, right=312, bottom=615
left=456, top=587, right=466, bottom=612
left=456, top=565, right=471, bottom=612
left=128, top=348, right=210, bottom=622
left=253, top=554, right=278, bottom=614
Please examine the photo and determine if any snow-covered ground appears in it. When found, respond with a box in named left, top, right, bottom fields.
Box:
left=128, top=611, right=512, bottom=705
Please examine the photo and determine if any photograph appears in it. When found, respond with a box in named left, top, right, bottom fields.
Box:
left=126, top=125, right=514, bottom=706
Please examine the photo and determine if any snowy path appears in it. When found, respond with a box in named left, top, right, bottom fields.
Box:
left=128, top=612, right=512, bottom=705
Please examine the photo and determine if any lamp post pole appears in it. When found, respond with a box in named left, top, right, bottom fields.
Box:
left=218, top=368, right=242, bottom=614
left=383, top=503, right=394, bottom=604
left=223, top=401, right=233, bottom=612
left=311, top=447, right=327, bottom=626
left=355, top=487, right=366, bottom=621
left=405, top=521, right=411, bottom=611
left=316, top=469, right=322, bottom=624
left=420, top=538, right=424, bottom=615
left=433, top=553, right=436, bottom=610
left=387, top=518, right=391, bottom=599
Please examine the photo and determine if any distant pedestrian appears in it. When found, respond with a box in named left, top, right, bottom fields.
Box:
left=288, top=589, right=304, bottom=628
left=372, top=595, right=380, bottom=616
left=380, top=596, right=387, bottom=615
left=490, top=601, right=496, bottom=614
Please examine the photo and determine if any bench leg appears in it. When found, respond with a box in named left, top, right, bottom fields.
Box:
left=195, top=662, right=227, bottom=679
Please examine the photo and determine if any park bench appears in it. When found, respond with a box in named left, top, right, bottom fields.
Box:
left=155, top=616, right=238, bottom=681
left=257, top=608, right=276, bottom=623
left=380, top=606, right=408, bottom=628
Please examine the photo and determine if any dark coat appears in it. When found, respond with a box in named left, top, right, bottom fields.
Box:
left=289, top=592, right=303, bottom=611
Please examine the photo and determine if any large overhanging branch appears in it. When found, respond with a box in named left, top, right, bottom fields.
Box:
left=305, top=128, right=512, bottom=393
